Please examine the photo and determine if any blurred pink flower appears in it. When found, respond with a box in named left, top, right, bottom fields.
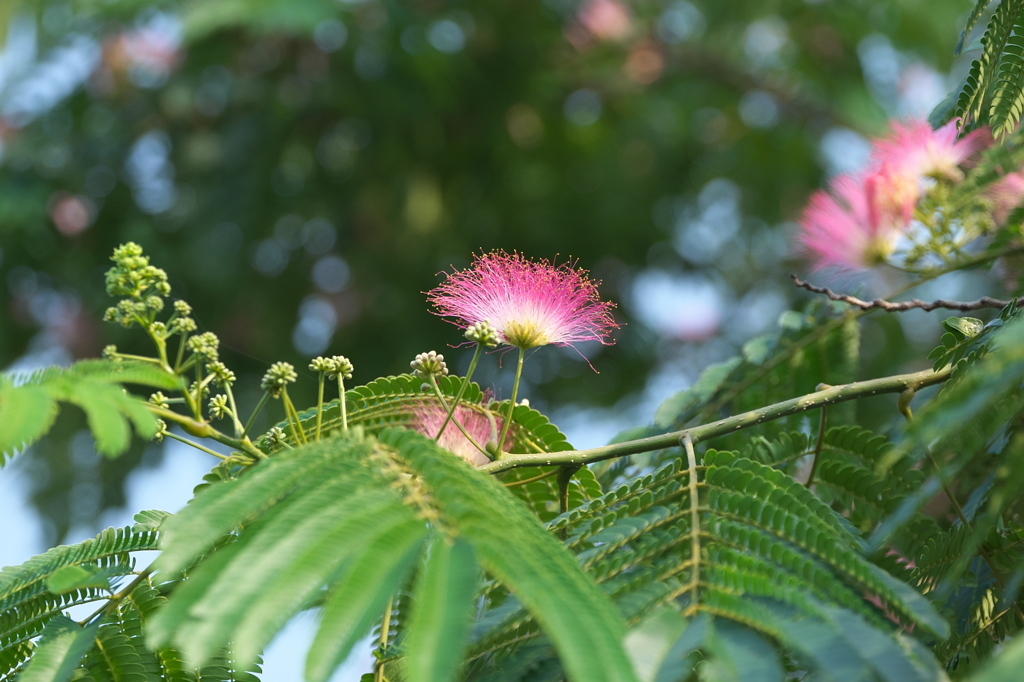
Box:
left=428, top=250, right=619, bottom=351
left=798, top=166, right=917, bottom=271
left=579, top=0, right=633, bottom=41
left=871, top=119, right=989, bottom=182
left=988, top=170, right=1024, bottom=224
left=407, top=403, right=502, bottom=466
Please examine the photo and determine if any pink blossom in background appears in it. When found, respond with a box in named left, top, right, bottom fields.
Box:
left=407, top=403, right=501, bottom=466
left=871, top=119, right=989, bottom=183
left=428, top=250, right=619, bottom=352
left=579, top=0, right=633, bottom=42
left=988, top=170, right=1024, bottom=224
left=798, top=167, right=917, bottom=271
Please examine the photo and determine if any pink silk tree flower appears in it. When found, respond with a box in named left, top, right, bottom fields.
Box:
left=870, top=119, right=989, bottom=183
left=798, top=166, right=917, bottom=271
left=988, top=170, right=1024, bottom=224
left=427, top=250, right=619, bottom=351
left=407, top=403, right=502, bottom=466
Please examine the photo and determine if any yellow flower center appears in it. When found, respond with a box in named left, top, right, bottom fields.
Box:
left=503, top=320, right=550, bottom=349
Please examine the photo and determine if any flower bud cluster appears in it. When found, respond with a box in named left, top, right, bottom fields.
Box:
left=465, top=320, right=500, bottom=347
left=411, top=351, right=448, bottom=379
left=261, top=362, right=298, bottom=397
left=309, top=355, right=354, bottom=380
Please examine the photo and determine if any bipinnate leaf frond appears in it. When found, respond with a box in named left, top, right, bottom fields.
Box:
left=468, top=446, right=948, bottom=679
left=260, top=373, right=602, bottom=517
left=0, top=360, right=180, bottom=464
left=150, top=428, right=638, bottom=682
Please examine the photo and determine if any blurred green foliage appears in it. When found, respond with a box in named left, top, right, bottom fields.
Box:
left=0, top=0, right=981, bottom=540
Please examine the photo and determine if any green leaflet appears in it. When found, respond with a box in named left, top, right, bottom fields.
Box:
left=305, top=514, right=427, bottom=682
left=404, top=537, right=481, bottom=682
left=0, top=360, right=181, bottom=463
left=15, top=616, right=97, bottom=682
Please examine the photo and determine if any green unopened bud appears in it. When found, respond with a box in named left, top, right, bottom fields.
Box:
left=411, top=351, right=448, bottom=379
left=153, top=419, right=169, bottom=443
left=173, top=316, right=197, bottom=333
left=187, top=332, right=220, bottom=361
left=266, top=426, right=288, bottom=448
left=309, top=356, right=334, bottom=374
left=261, top=362, right=297, bottom=397
left=328, top=355, right=354, bottom=380
left=102, top=345, right=120, bottom=360
left=465, top=320, right=500, bottom=347
left=209, top=394, right=231, bottom=420
left=207, top=361, right=236, bottom=387
left=173, top=300, right=192, bottom=315
left=149, top=391, right=170, bottom=409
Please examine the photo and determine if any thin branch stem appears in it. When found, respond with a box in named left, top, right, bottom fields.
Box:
left=805, top=405, right=828, bottom=488
left=315, top=373, right=326, bottom=441
left=81, top=569, right=153, bottom=625
left=496, top=348, right=525, bottom=457
left=426, top=376, right=489, bottom=457
left=792, top=275, right=1022, bottom=312
left=479, top=365, right=953, bottom=474
left=164, top=431, right=229, bottom=460
left=682, top=434, right=702, bottom=617
left=436, top=343, right=484, bottom=441
left=243, top=391, right=271, bottom=437
left=375, top=598, right=394, bottom=682
left=281, top=389, right=308, bottom=445
left=338, top=375, right=349, bottom=432
left=503, top=469, right=560, bottom=487
left=147, top=404, right=266, bottom=461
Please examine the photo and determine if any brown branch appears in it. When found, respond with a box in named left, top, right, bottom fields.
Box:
left=791, top=275, right=1021, bottom=312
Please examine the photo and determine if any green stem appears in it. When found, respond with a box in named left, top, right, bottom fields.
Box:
left=81, top=568, right=153, bottom=625
left=338, top=376, right=349, bottom=432
left=281, top=388, right=308, bottom=445
left=224, top=384, right=245, bottom=438
left=682, top=434, right=702, bottom=617
left=148, top=404, right=266, bottom=461
left=173, top=330, right=188, bottom=372
left=426, top=376, right=489, bottom=457
left=165, top=431, right=230, bottom=460
left=496, top=347, right=526, bottom=457
left=805, top=405, right=828, bottom=488
left=435, top=343, right=484, bottom=440
left=244, top=391, right=272, bottom=437
left=375, top=598, right=394, bottom=682
left=315, top=373, right=325, bottom=441
left=479, top=364, right=953, bottom=475
left=503, top=469, right=560, bottom=487
left=556, top=465, right=581, bottom=540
